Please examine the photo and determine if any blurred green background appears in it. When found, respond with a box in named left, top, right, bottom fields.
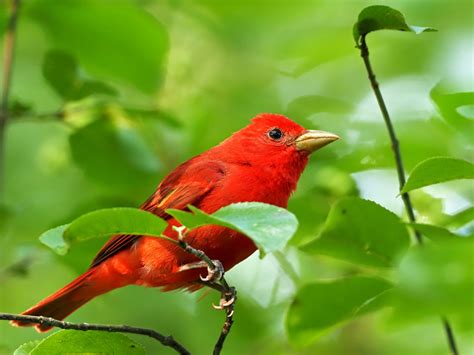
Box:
left=0, top=0, right=472, bottom=354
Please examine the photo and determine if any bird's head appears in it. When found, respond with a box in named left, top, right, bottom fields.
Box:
left=214, top=113, right=339, bottom=165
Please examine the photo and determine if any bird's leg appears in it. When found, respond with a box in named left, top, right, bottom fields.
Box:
left=178, top=259, right=225, bottom=284
left=199, top=259, right=224, bottom=283
left=212, top=286, right=237, bottom=315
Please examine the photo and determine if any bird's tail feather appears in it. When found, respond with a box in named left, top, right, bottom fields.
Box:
left=11, top=268, right=108, bottom=332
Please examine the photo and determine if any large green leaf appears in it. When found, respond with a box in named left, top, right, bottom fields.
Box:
left=167, top=202, right=298, bottom=255
left=395, top=239, right=474, bottom=320
left=353, top=5, right=436, bottom=45
left=26, top=0, right=168, bottom=93
left=401, top=157, right=474, bottom=193
left=39, top=208, right=167, bottom=255
left=302, top=197, right=410, bottom=268
left=30, top=330, right=145, bottom=354
left=286, top=276, right=393, bottom=347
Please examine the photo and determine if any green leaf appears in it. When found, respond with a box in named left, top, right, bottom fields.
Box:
left=26, top=0, right=168, bottom=93
left=302, top=197, right=410, bottom=268
left=31, top=330, right=145, bottom=354
left=42, top=49, right=77, bottom=99
left=39, top=224, right=69, bottom=255
left=443, top=206, right=474, bottom=229
left=69, top=118, right=161, bottom=189
left=395, top=239, right=474, bottom=319
left=353, top=5, right=436, bottom=45
left=13, top=340, right=41, bottom=355
left=39, top=208, right=168, bottom=255
left=401, top=157, right=474, bottom=193
left=42, top=49, right=117, bottom=100
left=409, top=223, right=467, bottom=243
left=167, top=202, right=298, bottom=255
left=430, top=84, right=474, bottom=135
left=286, top=276, right=392, bottom=347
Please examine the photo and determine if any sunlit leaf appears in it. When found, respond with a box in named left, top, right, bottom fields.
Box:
left=168, top=202, right=298, bottom=256
left=31, top=330, right=145, bottom=354
left=302, top=197, right=410, bottom=268
left=286, top=276, right=392, bottom=347
left=401, top=157, right=474, bottom=193
left=13, top=340, right=41, bottom=355
left=39, top=208, right=167, bottom=255
left=39, top=224, right=69, bottom=255
left=353, top=5, right=436, bottom=45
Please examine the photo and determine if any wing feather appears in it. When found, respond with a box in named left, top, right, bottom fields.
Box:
left=89, top=159, right=225, bottom=268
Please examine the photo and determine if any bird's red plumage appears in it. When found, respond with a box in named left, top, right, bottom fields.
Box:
left=11, top=114, right=324, bottom=331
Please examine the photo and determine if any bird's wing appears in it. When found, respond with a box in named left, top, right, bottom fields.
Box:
left=89, top=159, right=226, bottom=268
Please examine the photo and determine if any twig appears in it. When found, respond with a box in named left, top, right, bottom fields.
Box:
left=170, top=227, right=236, bottom=355
left=212, top=288, right=235, bottom=355
left=0, top=0, right=20, bottom=202
left=358, top=34, right=458, bottom=355
left=359, top=35, right=422, bottom=244
left=1, top=312, right=190, bottom=354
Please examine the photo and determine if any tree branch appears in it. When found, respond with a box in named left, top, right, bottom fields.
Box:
left=171, top=227, right=236, bottom=355
left=0, top=312, right=190, bottom=355
left=358, top=34, right=458, bottom=355
left=0, top=0, right=20, bottom=202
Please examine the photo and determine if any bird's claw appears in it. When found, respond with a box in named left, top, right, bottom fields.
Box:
left=199, top=259, right=224, bottom=283
left=212, top=287, right=237, bottom=317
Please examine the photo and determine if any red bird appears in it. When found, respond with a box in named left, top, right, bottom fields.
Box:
left=12, top=113, right=339, bottom=331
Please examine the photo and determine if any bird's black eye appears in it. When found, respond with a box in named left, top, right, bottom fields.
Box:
left=268, top=128, right=283, bottom=140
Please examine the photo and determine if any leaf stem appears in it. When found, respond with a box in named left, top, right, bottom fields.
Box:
left=358, top=34, right=458, bottom=355
left=0, top=0, right=20, bottom=202
left=1, top=312, right=190, bottom=354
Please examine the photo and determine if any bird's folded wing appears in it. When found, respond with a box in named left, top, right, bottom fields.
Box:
left=89, top=159, right=226, bottom=268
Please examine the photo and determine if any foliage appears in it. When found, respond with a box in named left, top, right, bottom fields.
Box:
left=401, top=157, right=474, bottom=193
left=353, top=5, right=436, bottom=45
left=168, top=203, right=298, bottom=256
left=19, top=330, right=145, bottom=354
left=1, top=1, right=472, bottom=355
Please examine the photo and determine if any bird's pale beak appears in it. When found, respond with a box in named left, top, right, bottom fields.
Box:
left=295, top=130, right=340, bottom=153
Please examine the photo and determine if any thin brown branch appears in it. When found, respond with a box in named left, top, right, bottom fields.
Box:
left=213, top=287, right=236, bottom=355
left=358, top=34, right=458, bottom=355
left=0, top=0, right=20, bottom=201
left=173, top=230, right=236, bottom=355
left=0, top=312, right=190, bottom=355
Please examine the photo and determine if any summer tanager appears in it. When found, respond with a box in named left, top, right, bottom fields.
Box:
left=12, top=113, right=339, bottom=332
